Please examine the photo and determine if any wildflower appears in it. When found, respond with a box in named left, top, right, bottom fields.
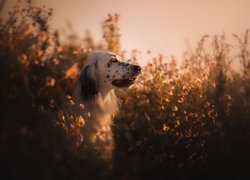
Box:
left=66, top=95, right=72, bottom=100
left=165, top=98, right=170, bottom=102
left=163, top=123, right=170, bottom=132
left=61, top=115, right=65, bottom=121
left=226, top=94, right=232, bottom=100
left=172, top=105, right=178, bottom=112
left=48, top=99, right=55, bottom=109
left=174, top=120, right=180, bottom=128
left=184, top=115, right=189, bottom=121
left=79, top=103, right=84, bottom=109
left=167, top=89, right=173, bottom=96
left=53, top=58, right=59, bottom=65
left=178, top=97, right=184, bottom=103
left=46, top=77, right=55, bottom=86
left=69, top=100, right=75, bottom=106
left=76, top=115, right=85, bottom=128
left=196, top=78, right=201, bottom=84
left=68, top=115, right=74, bottom=121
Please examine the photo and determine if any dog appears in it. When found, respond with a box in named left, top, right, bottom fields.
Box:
left=71, top=51, right=141, bottom=161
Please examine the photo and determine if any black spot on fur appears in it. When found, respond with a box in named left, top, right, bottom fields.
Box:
left=122, top=63, right=129, bottom=67
left=106, top=74, right=110, bottom=78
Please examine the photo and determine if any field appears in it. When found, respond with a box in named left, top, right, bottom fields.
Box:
left=0, top=1, right=250, bottom=179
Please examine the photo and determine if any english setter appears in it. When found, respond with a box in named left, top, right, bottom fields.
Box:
left=71, top=51, right=141, bottom=161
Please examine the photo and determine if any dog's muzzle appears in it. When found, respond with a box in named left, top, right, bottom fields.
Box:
left=112, top=64, right=141, bottom=88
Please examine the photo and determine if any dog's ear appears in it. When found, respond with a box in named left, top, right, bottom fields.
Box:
left=79, top=64, right=99, bottom=101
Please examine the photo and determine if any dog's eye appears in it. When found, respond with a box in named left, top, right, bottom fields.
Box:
left=110, top=58, right=118, bottom=63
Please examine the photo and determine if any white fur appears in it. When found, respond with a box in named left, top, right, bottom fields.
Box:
left=71, top=51, right=140, bottom=161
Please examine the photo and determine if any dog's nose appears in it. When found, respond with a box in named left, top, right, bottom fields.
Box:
left=133, top=65, right=141, bottom=73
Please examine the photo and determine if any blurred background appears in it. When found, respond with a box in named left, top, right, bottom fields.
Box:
left=2, top=0, right=250, bottom=64
left=0, top=0, right=249, bottom=179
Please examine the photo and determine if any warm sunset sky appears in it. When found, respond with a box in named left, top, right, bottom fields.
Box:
left=3, top=0, right=250, bottom=64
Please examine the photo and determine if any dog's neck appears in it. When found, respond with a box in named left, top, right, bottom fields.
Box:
left=72, top=82, right=118, bottom=115
left=99, top=86, right=113, bottom=99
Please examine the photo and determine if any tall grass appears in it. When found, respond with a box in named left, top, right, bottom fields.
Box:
left=114, top=32, right=250, bottom=178
left=0, top=1, right=249, bottom=179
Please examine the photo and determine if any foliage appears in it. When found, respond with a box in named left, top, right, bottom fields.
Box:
left=114, top=32, right=250, bottom=178
left=0, top=1, right=249, bottom=179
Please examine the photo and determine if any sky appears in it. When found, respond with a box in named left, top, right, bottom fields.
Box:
left=2, top=0, right=250, bottom=65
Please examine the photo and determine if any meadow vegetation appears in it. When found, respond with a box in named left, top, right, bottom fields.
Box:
left=0, top=1, right=249, bottom=179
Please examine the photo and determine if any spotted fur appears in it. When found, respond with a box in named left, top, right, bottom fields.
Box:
left=71, top=51, right=141, bottom=163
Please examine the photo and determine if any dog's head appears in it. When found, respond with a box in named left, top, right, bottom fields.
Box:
left=79, top=51, right=141, bottom=101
